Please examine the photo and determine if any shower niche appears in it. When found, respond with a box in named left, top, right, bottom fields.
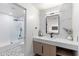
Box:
left=0, top=3, right=26, bottom=56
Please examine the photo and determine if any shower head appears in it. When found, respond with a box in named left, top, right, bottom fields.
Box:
left=14, top=19, right=23, bottom=21
left=14, top=19, right=18, bottom=21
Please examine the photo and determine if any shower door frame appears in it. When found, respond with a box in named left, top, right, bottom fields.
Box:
left=14, top=3, right=26, bottom=56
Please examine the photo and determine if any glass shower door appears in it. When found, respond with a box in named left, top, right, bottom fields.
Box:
left=0, top=3, right=26, bottom=56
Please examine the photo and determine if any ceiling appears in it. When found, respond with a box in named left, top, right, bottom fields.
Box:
left=32, top=3, right=63, bottom=10
left=0, top=3, right=63, bottom=17
left=0, top=3, right=25, bottom=18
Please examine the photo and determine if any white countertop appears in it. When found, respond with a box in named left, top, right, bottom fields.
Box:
left=33, top=36, right=78, bottom=51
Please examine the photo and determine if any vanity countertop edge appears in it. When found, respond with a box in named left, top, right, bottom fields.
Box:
left=33, top=36, right=78, bottom=51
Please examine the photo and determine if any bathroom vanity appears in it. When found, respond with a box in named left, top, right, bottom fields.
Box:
left=33, top=36, right=78, bottom=56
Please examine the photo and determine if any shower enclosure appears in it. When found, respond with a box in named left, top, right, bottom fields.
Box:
left=0, top=3, right=26, bottom=56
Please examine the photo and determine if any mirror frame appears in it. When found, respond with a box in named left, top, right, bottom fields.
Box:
left=46, top=14, right=60, bottom=35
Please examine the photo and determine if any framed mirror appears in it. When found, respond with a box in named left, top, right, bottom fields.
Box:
left=46, top=14, right=60, bottom=34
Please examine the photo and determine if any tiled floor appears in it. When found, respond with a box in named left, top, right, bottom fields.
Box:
left=0, top=43, right=24, bottom=56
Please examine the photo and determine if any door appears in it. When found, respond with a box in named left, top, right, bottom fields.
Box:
left=33, top=41, right=43, bottom=55
left=43, top=44, right=56, bottom=56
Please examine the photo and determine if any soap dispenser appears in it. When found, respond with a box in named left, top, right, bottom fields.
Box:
left=38, top=30, right=43, bottom=36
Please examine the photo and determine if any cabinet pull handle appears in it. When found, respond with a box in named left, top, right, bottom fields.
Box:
left=77, top=36, right=78, bottom=42
left=42, top=46, right=43, bottom=53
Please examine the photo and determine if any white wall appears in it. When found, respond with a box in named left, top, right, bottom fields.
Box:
left=72, top=4, right=79, bottom=55
left=19, top=3, right=39, bottom=56
left=72, top=4, right=79, bottom=42
left=39, top=3, right=72, bottom=39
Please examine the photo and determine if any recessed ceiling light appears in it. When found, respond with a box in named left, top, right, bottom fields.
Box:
left=9, top=12, right=13, bottom=15
left=11, top=7, right=15, bottom=10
